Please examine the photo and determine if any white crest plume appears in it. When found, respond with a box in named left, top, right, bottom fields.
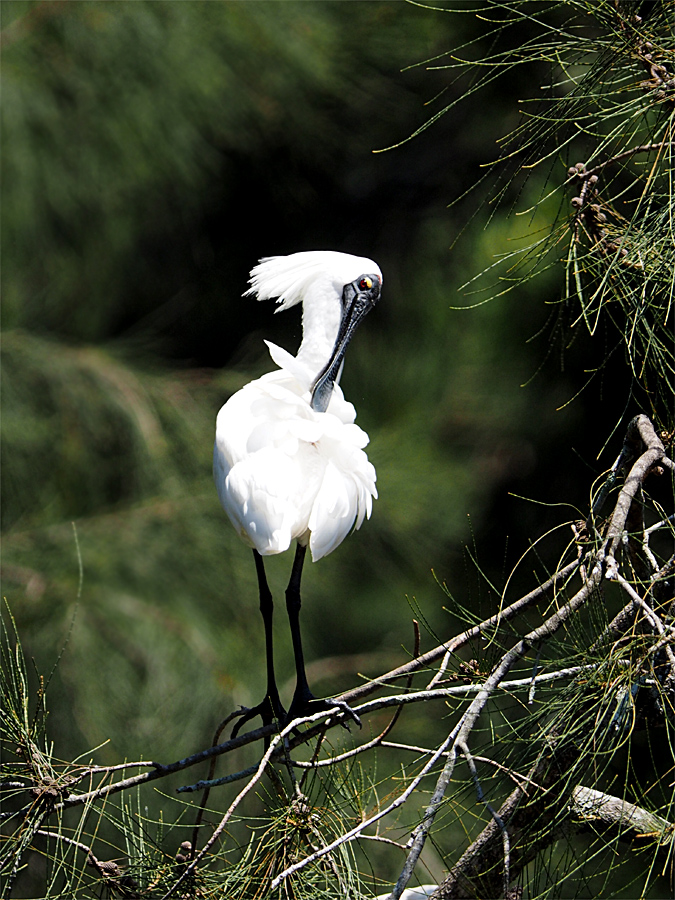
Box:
left=244, top=250, right=382, bottom=312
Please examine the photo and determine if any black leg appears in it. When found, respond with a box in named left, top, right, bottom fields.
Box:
left=285, top=543, right=312, bottom=706
left=231, top=550, right=286, bottom=737
left=285, top=543, right=361, bottom=728
left=255, top=549, right=281, bottom=708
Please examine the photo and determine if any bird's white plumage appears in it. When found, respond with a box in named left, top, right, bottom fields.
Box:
left=214, top=251, right=380, bottom=561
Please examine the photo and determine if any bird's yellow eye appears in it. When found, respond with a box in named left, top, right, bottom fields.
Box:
left=359, top=277, right=373, bottom=290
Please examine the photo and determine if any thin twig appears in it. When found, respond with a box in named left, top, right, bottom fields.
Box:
left=379, top=744, right=542, bottom=795
left=191, top=709, right=243, bottom=855
left=35, top=830, right=136, bottom=887
left=358, top=833, right=408, bottom=850
left=55, top=721, right=278, bottom=811
left=583, top=142, right=675, bottom=178
left=606, top=566, right=675, bottom=676
left=177, top=764, right=259, bottom=793
left=642, top=514, right=674, bottom=573
left=459, top=741, right=511, bottom=899
left=528, top=641, right=543, bottom=705
left=424, top=562, right=579, bottom=691
left=48, top=661, right=593, bottom=809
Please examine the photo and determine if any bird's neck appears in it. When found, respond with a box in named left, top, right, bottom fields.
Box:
left=295, top=287, right=342, bottom=382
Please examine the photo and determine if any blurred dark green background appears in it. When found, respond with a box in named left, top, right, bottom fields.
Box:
left=1, top=0, right=637, bottom=776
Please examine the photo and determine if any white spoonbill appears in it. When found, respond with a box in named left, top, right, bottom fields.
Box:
left=214, top=250, right=382, bottom=734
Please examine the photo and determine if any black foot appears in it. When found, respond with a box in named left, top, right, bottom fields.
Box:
left=287, top=692, right=362, bottom=730
left=231, top=693, right=286, bottom=739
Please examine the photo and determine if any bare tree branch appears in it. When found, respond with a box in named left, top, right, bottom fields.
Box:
left=571, top=785, right=674, bottom=856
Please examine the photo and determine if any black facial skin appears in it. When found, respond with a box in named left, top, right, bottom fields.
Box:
left=310, top=273, right=381, bottom=413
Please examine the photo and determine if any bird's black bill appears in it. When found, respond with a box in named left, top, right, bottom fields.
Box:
left=311, top=274, right=381, bottom=413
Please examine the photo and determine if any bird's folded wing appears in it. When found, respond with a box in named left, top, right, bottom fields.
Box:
left=222, top=448, right=304, bottom=555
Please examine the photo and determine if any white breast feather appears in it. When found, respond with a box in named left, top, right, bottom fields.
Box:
left=214, top=361, right=377, bottom=561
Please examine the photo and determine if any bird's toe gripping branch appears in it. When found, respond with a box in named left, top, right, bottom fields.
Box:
left=230, top=693, right=361, bottom=739
left=230, top=693, right=287, bottom=739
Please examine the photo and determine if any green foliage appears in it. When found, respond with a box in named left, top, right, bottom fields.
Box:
left=408, top=0, right=675, bottom=418
left=1, top=0, right=442, bottom=342
left=1, top=330, right=217, bottom=530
